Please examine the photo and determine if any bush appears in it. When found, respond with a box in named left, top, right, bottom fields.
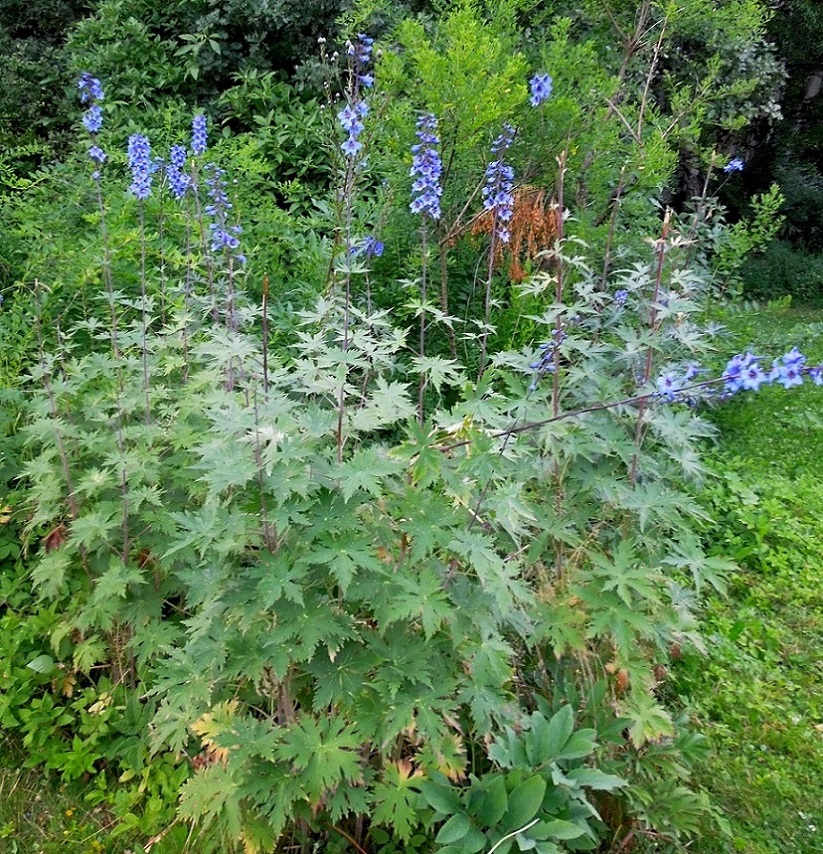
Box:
left=740, top=239, right=823, bottom=303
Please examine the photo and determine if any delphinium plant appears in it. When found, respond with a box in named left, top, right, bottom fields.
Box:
left=16, top=29, right=823, bottom=854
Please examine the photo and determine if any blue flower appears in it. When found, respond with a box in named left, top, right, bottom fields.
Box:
left=347, top=33, right=374, bottom=72
left=350, top=235, right=384, bottom=259
left=169, top=143, right=187, bottom=170
left=191, top=114, right=208, bottom=156
left=164, top=144, right=190, bottom=199
left=338, top=93, right=369, bottom=159
left=127, top=134, right=153, bottom=200
left=529, top=72, right=553, bottom=107
left=203, top=163, right=243, bottom=261
left=613, top=289, right=628, bottom=305
left=82, top=105, right=103, bottom=134
left=723, top=157, right=744, bottom=173
left=77, top=73, right=104, bottom=104
left=409, top=114, right=443, bottom=220
left=341, top=136, right=364, bottom=157
left=88, top=145, right=106, bottom=165
left=482, top=125, right=516, bottom=244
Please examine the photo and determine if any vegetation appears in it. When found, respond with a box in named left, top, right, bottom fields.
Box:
left=1, top=1, right=822, bottom=852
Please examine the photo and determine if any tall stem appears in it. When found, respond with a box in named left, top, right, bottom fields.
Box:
left=552, top=153, right=567, bottom=581
left=479, top=226, right=497, bottom=379
left=96, top=182, right=129, bottom=564
left=138, top=201, right=152, bottom=426
left=629, top=208, right=670, bottom=485
left=418, top=221, right=429, bottom=424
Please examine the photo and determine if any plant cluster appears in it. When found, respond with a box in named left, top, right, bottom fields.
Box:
left=0, top=2, right=808, bottom=852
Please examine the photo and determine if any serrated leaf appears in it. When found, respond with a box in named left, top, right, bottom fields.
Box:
left=371, top=761, right=423, bottom=843
left=27, top=653, right=56, bottom=674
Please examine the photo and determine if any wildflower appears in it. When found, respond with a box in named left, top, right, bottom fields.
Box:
left=169, top=143, right=187, bottom=170
left=613, top=289, right=628, bottom=305
left=338, top=100, right=367, bottom=158
left=527, top=330, right=564, bottom=390
left=127, top=134, right=153, bottom=200
left=203, top=163, right=243, bottom=260
left=82, top=105, right=103, bottom=134
left=164, top=144, right=190, bottom=199
left=723, top=157, right=744, bottom=173
left=410, top=114, right=443, bottom=220
left=766, top=348, right=806, bottom=389
left=349, top=235, right=384, bottom=259
left=347, top=33, right=374, bottom=70
left=191, top=114, right=208, bottom=156
left=529, top=72, right=553, bottom=107
left=482, top=124, right=516, bottom=244
left=341, top=136, right=364, bottom=158
left=88, top=145, right=106, bottom=165
left=741, top=360, right=767, bottom=391
left=77, top=73, right=104, bottom=104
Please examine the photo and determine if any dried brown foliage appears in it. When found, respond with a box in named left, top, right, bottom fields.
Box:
left=471, top=186, right=561, bottom=281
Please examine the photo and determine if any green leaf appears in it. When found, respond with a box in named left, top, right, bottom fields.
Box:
left=371, top=762, right=423, bottom=843
left=27, top=653, right=56, bottom=674
left=274, top=714, right=361, bottom=799
left=540, top=705, right=574, bottom=763
left=482, top=774, right=509, bottom=826
left=564, top=768, right=625, bottom=791
left=420, top=780, right=462, bottom=815
left=555, top=728, right=596, bottom=761
left=530, top=819, right=587, bottom=841
left=436, top=812, right=472, bottom=844
left=505, top=776, right=546, bottom=830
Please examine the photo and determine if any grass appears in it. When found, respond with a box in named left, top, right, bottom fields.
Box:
left=0, top=736, right=188, bottom=853
left=671, top=300, right=823, bottom=853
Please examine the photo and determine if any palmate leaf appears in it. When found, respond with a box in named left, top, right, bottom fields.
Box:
left=274, top=713, right=362, bottom=800
left=371, top=760, right=424, bottom=842
left=332, top=445, right=401, bottom=502
left=618, top=687, right=675, bottom=748
left=300, top=531, right=386, bottom=594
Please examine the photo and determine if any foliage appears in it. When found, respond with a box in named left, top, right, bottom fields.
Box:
left=0, top=1, right=806, bottom=851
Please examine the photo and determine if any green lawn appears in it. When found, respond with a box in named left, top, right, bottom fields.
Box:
left=672, top=302, right=823, bottom=853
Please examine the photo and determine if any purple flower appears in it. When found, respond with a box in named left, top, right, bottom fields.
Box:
left=410, top=114, right=443, bottom=220
left=613, top=289, right=628, bottom=305
left=338, top=95, right=369, bottom=159
left=164, top=144, right=190, bottom=199
left=127, top=134, right=153, bottom=200
left=657, top=370, right=682, bottom=399
left=723, top=157, right=744, bottom=174
left=347, top=33, right=374, bottom=74
left=341, top=136, right=364, bottom=157
left=529, top=72, right=553, bottom=107
left=192, top=114, right=208, bottom=156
